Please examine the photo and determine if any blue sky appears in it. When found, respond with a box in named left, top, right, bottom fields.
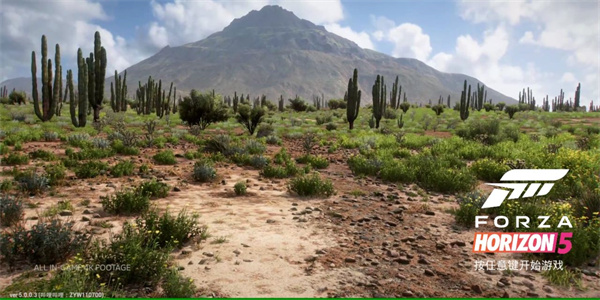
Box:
left=1, top=0, right=598, bottom=103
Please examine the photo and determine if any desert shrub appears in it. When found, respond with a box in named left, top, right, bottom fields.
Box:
left=111, top=140, right=140, bottom=156
left=288, top=172, right=335, bottom=197
left=587, top=126, right=600, bottom=135
left=0, top=219, right=89, bottom=266
left=67, top=148, right=115, bottom=160
left=67, top=133, right=90, bottom=148
left=504, top=105, right=519, bottom=119
left=328, top=99, right=346, bottom=110
left=469, top=158, right=510, bottom=182
left=0, top=144, right=8, bottom=155
left=543, top=268, right=582, bottom=288
left=91, top=137, right=110, bottom=149
left=88, top=222, right=170, bottom=287
left=43, top=131, right=59, bottom=141
left=408, top=155, right=476, bottom=193
left=162, top=268, right=197, bottom=297
left=380, top=161, right=416, bottom=183
left=0, top=195, right=23, bottom=226
left=255, top=123, right=275, bottom=138
left=153, top=150, right=177, bottom=165
left=75, top=161, right=108, bottom=179
left=44, top=163, right=66, bottom=186
left=179, top=89, right=229, bottom=129
left=42, top=200, right=73, bottom=217
left=204, top=134, right=233, bottom=154
left=234, top=182, right=247, bottom=196
left=101, top=189, right=150, bottom=215
left=296, top=155, right=329, bottom=169
left=110, top=160, right=135, bottom=177
left=0, top=179, right=13, bottom=192
left=453, top=190, right=485, bottom=227
left=15, top=170, right=49, bottom=194
left=248, top=155, right=270, bottom=169
left=236, top=105, right=265, bottom=135
left=383, top=109, right=398, bottom=119
left=30, top=149, right=56, bottom=161
left=265, top=135, right=281, bottom=145
left=316, top=114, right=333, bottom=125
left=287, top=97, right=308, bottom=112
left=137, top=209, right=206, bottom=248
left=245, top=139, right=266, bottom=155
left=192, top=161, right=216, bottom=182
left=136, top=180, right=169, bottom=199
left=261, top=165, right=288, bottom=178
left=456, top=118, right=501, bottom=145
left=325, top=123, right=337, bottom=131
left=2, top=153, right=29, bottom=165
left=347, top=155, right=382, bottom=176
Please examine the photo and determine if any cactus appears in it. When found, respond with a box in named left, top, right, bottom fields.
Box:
left=346, top=68, right=361, bottom=130
left=574, top=83, right=581, bottom=110
left=32, top=35, right=61, bottom=122
left=397, top=114, right=404, bottom=129
left=233, top=92, right=239, bottom=113
left=475, top=83, right=485, bottom=111
left=110, top=70, right=127, bottom=112
left=134, top=76, right=173, bottom=118
left=390, top=75, right=400, bottom=109
left=278, top=95, right=284, bottom=112
left=313, top=93, right=324, bottom=110
left=459, top=80, right=471, bottom=121
left=86, top=31, right=107, bottom=122
left=70, top=49, right=88, bottom=127
left=371, top=75, right=386, bottom=129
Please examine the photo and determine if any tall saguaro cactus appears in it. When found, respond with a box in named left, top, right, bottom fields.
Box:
left=32, top=35, right=61, bottom=122
left=110, top=70, right=128, bottom=112
left=460, top=80, right=471, bottom=121
left=372, top=75, right=386, bottom=129
left=71, top=49, right=88, bottom=127
left=346, top=68, right=361, bottom=130
left=390, top=75, right=401, bottom=110
left=574, top=83, right=581, bottom=110
left=476, top=83, right=485, bottom=111
left=87, top=31, right=107, bottom=122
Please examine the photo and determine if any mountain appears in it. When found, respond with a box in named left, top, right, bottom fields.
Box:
left=116, top=5, right=515, bottom=105
left=3, top=5, right=516, bottom=105
left=0, top=77, right=40, bottom=96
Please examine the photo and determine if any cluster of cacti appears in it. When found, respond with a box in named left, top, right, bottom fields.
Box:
left=346, top=68, right=361, bottom=130
left=86, top=32, right=107, bottom=122
left=68, top=49, right=88, bottom=127
left=574, top=83, right=581, bottom=109
left=110, top=70, right=128, bottom=112
left=542, top=95, right=550, bottom=112
left=590, top=101, right=599, bottom=112
left=472, top=83, right=486, bottom=111
left=135, top=76, right=174, bottom=118
left=518, top=87, right=536, bottom=110
left=278, top=95, right=284, bottom=112
left=233, top=92, right=239, bottom=112
left=459, top=80, right=471, bottom=121
left=313, top=93, right=325, bottom=110
left=371, top=75, right=386, bottom=129
left=389, top=76, right=402, bottom=110
left=31, top=35, right=62, bottom=122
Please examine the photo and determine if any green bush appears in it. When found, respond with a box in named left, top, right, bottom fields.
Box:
left=234, top=182, right=247, bottom=196
left=408, top=155, right=476, bottom=193
left=44, top=163, right=66, bottom=186
left=380, top=161, right=415, bottom=183
left=288, top=172, right=335, bottom=197
left=137, top=180, right=170, bottom=199
left=111, top=140, right=140, bottom=155
left=138, top=209, right=206, bottom=248
left=316, top=114, right=333, bottom=125
left=453, top=191, right=485, bottom=227
left=179, top=89, right=229, bottom=129
left=0, top=195, right=23, bottom=226
left=0, top=179, right=13, bottom=192
left=248, top=155, right=270, bottom=169
left=245, top=139, right=266, bottom=155
left=325, top=123, right=337, bottom=131
left=296, top=155, right=329, bottom=169
left=30, top=149, right=56, bottom=161
left=2, top=153, right=29, bottom=165
left=192, top=161, right=216, bottom=182
left=75, top=161, right=108, bottom=179
left=100, top=189, right=150, bottom=215
left=0, top=219, right=89, bottom=266
left=347, top=155, right=382, bottom=176
left=162, top=268, right=197, bottom=297
left=153, top=150, right=177, bottom=165
left=110, top=160, right=135, bottom=177
left=15, top=170, right=49, bottom=195
left=469, top=158, right=510, bottom=182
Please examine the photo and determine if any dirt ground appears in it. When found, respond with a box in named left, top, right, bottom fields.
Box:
left=1, top=138, right=599, bottom=298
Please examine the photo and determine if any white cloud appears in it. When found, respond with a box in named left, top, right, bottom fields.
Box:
left=560, top=72, right=576, bottom=83
left=457, top=0, right=599, bottom=101
left=369, top=16, right=432, bottom=61
left=324, top=23, right=374, bottom=50
left=0, top=0, right=148, bottom=81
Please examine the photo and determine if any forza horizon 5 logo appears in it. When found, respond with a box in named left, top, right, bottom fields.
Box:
left=473, top=169, right=573, bottom=254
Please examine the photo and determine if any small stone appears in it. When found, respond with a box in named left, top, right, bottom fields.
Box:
left=205, top=266, right=211, bottom=271
left=304, top=255, right=318, bottom=262
left=266, top=219, right=276, bottom=224
left=316, top=249, right=327, bottom=255
left=203, top=252, right=214, bottom=257
left=83, top=209, right=93, bottom=214
left=198, top=259, right=208, bottom=265
left=29, top=216, right=39, bottom=220
left=417, top=257, right=430, bottom=265
left=471, top=284, right=483, bottom=294
left=177, top=266, right=185, bottom=271
left=241, top=243, right=250, bottom=248
left=329, top=263, right=335, bottom=268
left=526, top=292, right=539, bottom=298
left=395, top=257, right=411, bottom=264
left=425, top=211, right=435, bottom=216
left=58, top=210, right=73, bottom=216
left=451, top=241, right=466, bottom=247
left=344, top=257, right=356, bottom=263
left=188, top=261, right=193, bottom=265
left=542, top=286, right=553, bottom=293
left=243, top=259, right=253, bottom=263
left=502, top=291, right=510, bottom=298
left=173, top=186, right=181, bottom=192
left=181, top=247, right=193, bottom=255
left=497, top=282, right=505, bottom=288
left=424, top=269, right=435, bottom=276
left=402, top=291, right=414, bottom=297
left=233, top=249, right=241, bottom=255
left=93, top=214, right=102, bottom=218
left=81, top=216, right=91, bottom=222
left=396, top=274, right=407, bottom=280
left=485, top=269, right=500, bottom=275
